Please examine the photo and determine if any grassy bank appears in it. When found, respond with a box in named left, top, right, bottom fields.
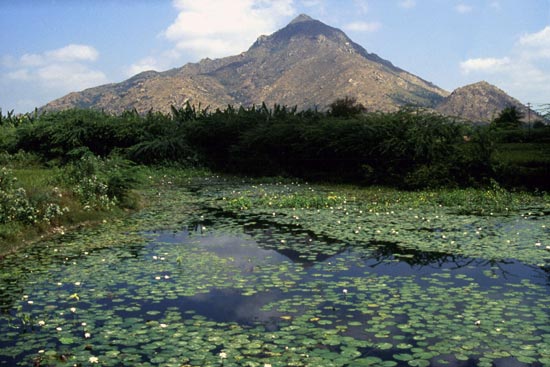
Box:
left=0, top=154, right=144, bottom=255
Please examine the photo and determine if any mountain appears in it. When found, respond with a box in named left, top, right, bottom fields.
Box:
left=42, top=14, right=526, bottom=122
left=42, top=14, right=449, bottom=114
left=436, top=81, right=530, bottom=122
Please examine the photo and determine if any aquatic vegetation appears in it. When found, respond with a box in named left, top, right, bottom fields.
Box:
left=0, top=177, right=549, bottom=366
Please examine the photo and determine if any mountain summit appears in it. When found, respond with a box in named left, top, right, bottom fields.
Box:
left=42, top=15, right=524, bottom=121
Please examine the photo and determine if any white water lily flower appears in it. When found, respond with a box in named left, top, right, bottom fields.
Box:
left=70, top=307, right=76, bottom=313
left=89, top=356, right=99, bottom=363
left=38, top=320, right=45, bottom=326
left=219, top=352, right=227, bottom=359
left=160, top=323, right=168, bottom=328
left=84, top=332, right=91, bottom=338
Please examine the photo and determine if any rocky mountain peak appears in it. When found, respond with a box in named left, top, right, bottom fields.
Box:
left=289, top=13, right=314, bottom=24
left=250, top=14, right=349, bottom=50
left=41, top=15, right=525, bottom=122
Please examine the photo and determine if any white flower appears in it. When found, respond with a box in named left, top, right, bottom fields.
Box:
left=38, top=320, right=45, bottom=326
left=219, top=352, right=227, bottom=359
left=56, top=327, right=62, bottom=331
left=264, top=364, right=273, bottom=367
left=160, top=323, right=168, bottom=328
left=38, top=350, right=45, bottom=354
left=89, top=356, right=99, bottom=363
left=81, top=322, right=87, bottom=326
left=84, top=332, right=91, bottom=339
left=475, top=320, right=481, bottom=326
left=27, top=300, right=34, bottom=305
left=74, top=282, right=81, bottom=286
left=70, top=307, right=76, bottom=313
left=342, top=289, right=348, bottom=295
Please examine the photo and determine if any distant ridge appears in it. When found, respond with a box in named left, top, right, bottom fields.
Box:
left=42, top=14, right=528, bottom=122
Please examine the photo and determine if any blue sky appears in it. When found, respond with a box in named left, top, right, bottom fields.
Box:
left=1, top=0, right=549, bottom=113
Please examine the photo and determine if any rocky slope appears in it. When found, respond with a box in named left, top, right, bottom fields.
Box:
left=42, top=14, right=528, bottom=122
left=436, top=81, right=530, bottom=122
left=42, top=14, right=448, bottom=114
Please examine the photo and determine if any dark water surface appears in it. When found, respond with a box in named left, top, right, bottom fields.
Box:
left=1, top=198, right=550, bottom=366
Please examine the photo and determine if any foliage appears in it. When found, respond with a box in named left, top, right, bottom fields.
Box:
left=492, top=105, right=524, bottom=128
left=61, top=153, right=141, bottom=209
left=0, top=167, right=68, bottom=226
left=327, top=96, right=367, bottom=117
left=1, top=102, right=548, bottom=190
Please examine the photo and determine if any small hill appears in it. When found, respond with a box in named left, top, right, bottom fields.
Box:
left=435, top=81, right=530, bottom=123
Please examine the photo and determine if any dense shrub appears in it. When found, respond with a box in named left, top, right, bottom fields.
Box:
left=61, top=154, right=140, bottom=209
left=1, top=103, right=548, bottom=189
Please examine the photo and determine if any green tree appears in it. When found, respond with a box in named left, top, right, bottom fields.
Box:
left=493, top=106, right=524, bottom=128
left=328, top=97, right=366, bottom=118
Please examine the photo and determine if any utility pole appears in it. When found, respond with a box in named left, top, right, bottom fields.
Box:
left=527, top=102, right=531, bottom=136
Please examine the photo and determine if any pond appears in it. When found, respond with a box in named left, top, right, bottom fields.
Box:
left=1, top=180, right=550, bottom=367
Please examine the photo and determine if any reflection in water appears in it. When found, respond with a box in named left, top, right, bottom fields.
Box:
left=1, top=207, right=549, bottom=366
left=141, top=222, right=550, bottom=329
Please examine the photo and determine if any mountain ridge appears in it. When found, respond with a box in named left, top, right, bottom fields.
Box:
left=42, top=14, right=527, bottom=122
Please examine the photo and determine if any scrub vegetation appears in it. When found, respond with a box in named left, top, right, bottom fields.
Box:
left=0, top=102, right=549, bottom=250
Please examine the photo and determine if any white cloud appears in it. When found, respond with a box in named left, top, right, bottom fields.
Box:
left=518, top=26, right=550, bottom=59
left=301, top=0, right=323, bottom=6
left=399, top=0, right=416, bottom=9
left=299, top=0, right=326, bottom=15
left=344, top=21, right=381, bottom=33
left=455, top=3, right=473, bottom=14
left=127, top=57, right=164, bottom=76
left=19, top=44, right=99, bottom=67
left=459, top=26, right=550, bottom=103
left=353, top=0, right=369, bottom=14
left=3, top=44, right=107, bottom=96
left=46, top=44, right=99, bottom=62
left=164, top=0, right=295, bottom=58
left=460, top=57, right=510, bottom=73
left=35, top=63, right=107, bottom=91
left=7, top=69, right=31, bottom=81
left=124, top=0, right=297, bottom=77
